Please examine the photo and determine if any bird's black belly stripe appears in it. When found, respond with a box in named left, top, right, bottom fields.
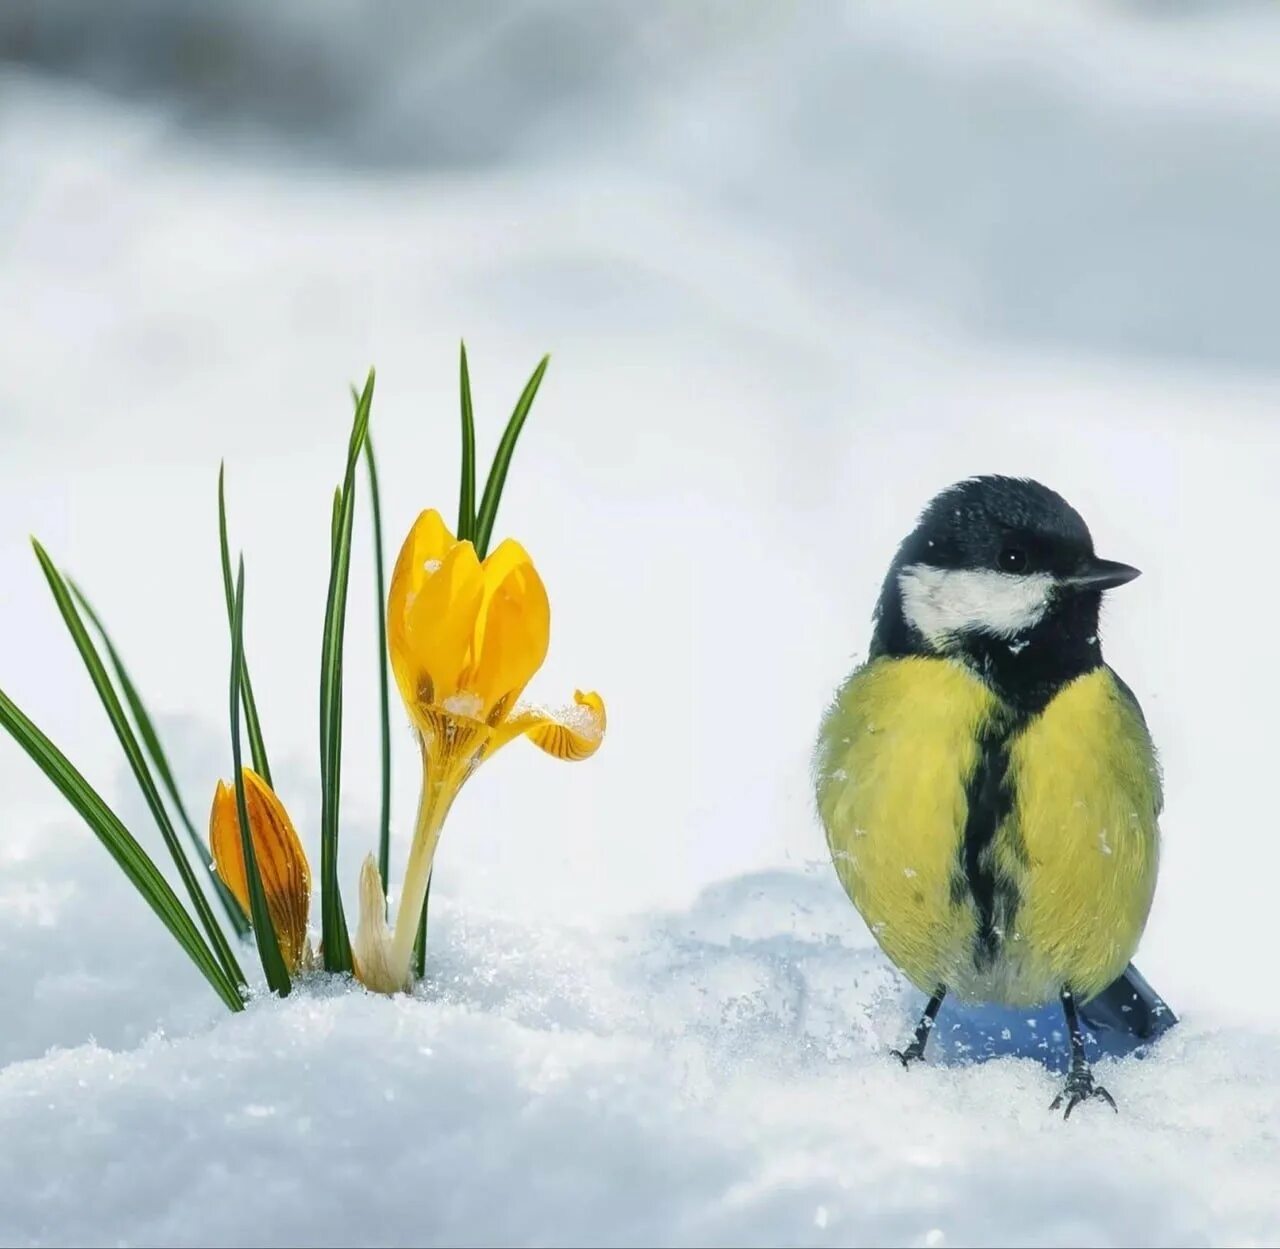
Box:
left=958, top=710, right=1026, bottom=969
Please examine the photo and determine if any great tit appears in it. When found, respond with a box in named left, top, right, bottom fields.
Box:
left=814, top=476, right=1175, bottom=1116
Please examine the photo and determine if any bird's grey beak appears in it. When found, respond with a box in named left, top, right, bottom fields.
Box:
left=1061, top=557, right=1142, bottom=593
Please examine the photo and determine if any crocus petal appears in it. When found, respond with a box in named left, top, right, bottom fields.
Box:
left=389, top=519, right=485, bottom=717
left=209, top=770, right=311, bottom=973
left=389, top=509, right=457, bottom=599
left=387, top=509, right=460, bottom=709
left=351, top=854, right=407, bottom=994
left=466, top=539, right=550, bottom=719
left=490, top=690, right=607, bottom=761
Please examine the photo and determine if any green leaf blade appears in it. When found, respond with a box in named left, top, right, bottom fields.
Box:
left=473, top=354, right=549, bottom=558
left=230, top=560, right=291, bottom=996
left=0, top=684, right=243, bottom=1012
left=68, top=579, right=251, bottom=938
left=32, top=540, right=246, bottom=991
left=413, top=873, right=430, bottom=980
left=318, top=368, right=375, bottom=972
left=458, top=341, right=477, bottom=542
left=218, top=464, right=273, bottom=787
left=364, top=434, right=392, bottom=893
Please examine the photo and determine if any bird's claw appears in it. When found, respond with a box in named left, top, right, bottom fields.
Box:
left=1050, top=1070, right=1117, bottom=1119
left=890, top=1046, right=924, bottom=1069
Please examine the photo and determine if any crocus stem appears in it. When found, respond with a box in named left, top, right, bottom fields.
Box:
left=390, top=781, right=448, bottom=981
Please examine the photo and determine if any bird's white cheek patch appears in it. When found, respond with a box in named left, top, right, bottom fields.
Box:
left=898, top=564, right=1054, bottom=646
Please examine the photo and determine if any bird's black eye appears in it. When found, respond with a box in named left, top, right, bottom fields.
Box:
left=998, top=546, right=1028, bottom=573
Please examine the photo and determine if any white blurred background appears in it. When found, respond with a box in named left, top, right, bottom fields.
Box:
left=3, top=0, right=1279, bottom=1041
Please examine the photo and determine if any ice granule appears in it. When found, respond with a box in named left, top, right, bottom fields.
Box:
left=442, top=691, right=484, bottom=718
left=547, top=699, right=604, bottom=740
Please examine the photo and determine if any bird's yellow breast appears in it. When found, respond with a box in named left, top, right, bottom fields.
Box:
left=815, top=657, right=995, bottom=993
left=815, top=657, right=1160, bottom=1006
left=1007, top=671, right=1161, bottom=1000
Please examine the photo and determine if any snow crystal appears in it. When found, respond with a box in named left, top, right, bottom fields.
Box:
left=441, top=691, right=484, bottom=718
left=521, top=698, right=603, bottom=741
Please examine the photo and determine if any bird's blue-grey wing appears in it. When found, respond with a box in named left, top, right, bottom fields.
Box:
left=1081, top=963, right=1178, bottom=1040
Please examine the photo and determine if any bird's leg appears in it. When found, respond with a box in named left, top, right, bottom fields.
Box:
left=892, top=988, right=945, bottom=1067
left=1050, top=987, right=1118, bottom=1118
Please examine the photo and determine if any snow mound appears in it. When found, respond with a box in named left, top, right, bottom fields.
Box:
left=3, top=863, right=1279, bottom=1248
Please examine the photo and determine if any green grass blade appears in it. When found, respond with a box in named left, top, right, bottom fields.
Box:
left=32, top=540, right=247, bottom=992
left=68, top=579, right=251, bottom=938
left=473, top=354, right=549, bottom=558
left=0, top=683, right=243, bottom=1012
left=330, top=487, right=342, bottom=557
left=364, top=434, right=392, bottom=892
left=457, top=341, right=477, bottom=542
left=218, top=464, right=273, bottom=787
left=413, top=872, right=430, bottom=979
left=230, top=560, right=292, bottom=996
left=318, top=368, right=375, bottom=972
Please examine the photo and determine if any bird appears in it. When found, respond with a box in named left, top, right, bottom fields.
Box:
left=813, top=476, right=1175, bottom=1116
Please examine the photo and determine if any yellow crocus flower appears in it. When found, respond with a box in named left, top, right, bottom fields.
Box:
left=209, top=769, right=312, bottom=975
left=363, top=508, right=606, bottom=990
left=206, top=511, right=603, bottom=997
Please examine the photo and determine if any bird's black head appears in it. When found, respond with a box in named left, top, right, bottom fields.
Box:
left=871, top=476, right=1140, bottom=713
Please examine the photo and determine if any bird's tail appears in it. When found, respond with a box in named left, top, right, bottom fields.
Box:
left=1081, top=963, right=1177, bottom=1040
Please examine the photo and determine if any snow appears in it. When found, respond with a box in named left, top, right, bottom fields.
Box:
left=440, top=692, right=485, bottom=720
left=4, top=2, right=1280, bottom=1244
left=7, top=845, right=1280, bottom=1247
